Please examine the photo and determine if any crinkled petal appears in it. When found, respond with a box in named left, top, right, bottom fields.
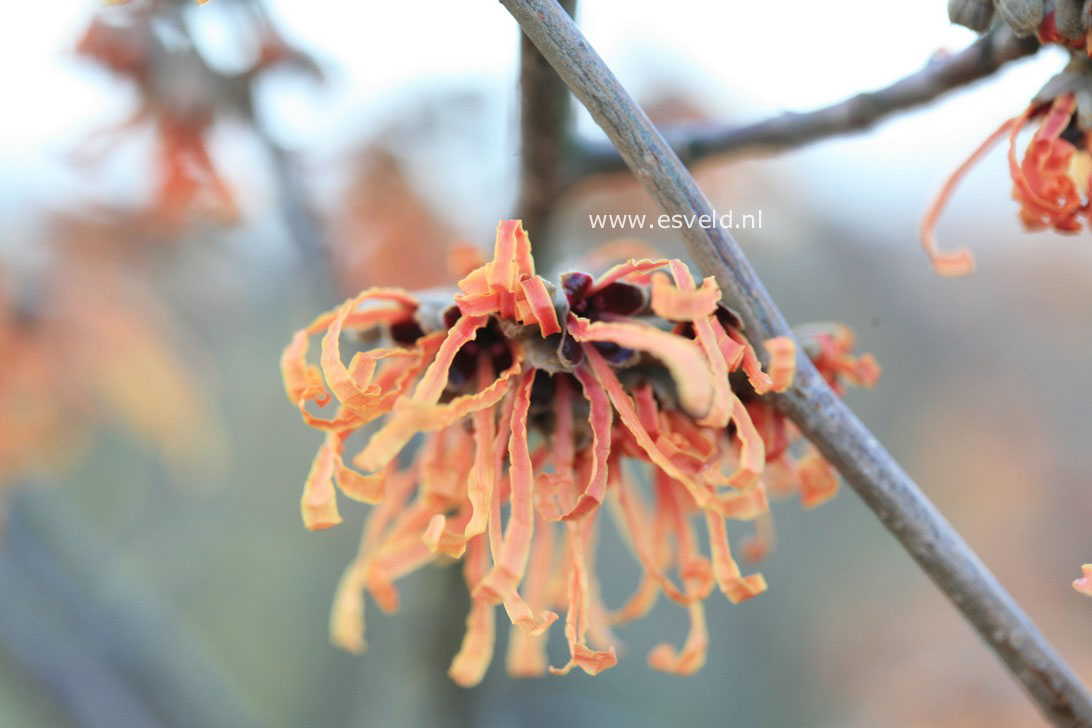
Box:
left=476, top=369, right=537, bottom=604
left=334, top=451, right=386, bottom=503
left=582, top=343, right=714, bottom=509
left=741, top=511, right=777, bottom=563
left=764, top=336, right=796, bottom=393
left=633, top=382, right=661, bottom=436
left=534, top=375, right=577, bottom=521
left=713, top=479, right=769, bottom=521
left=1010, top=96, right=1083, bottom=222
left=488, top=220, right=521, bottom=292
left=647, top=602, right=708, bottom=675
left=589, top=258, right=669, bottom=294
left=423, top=508, right=474, bottom=557
left=613, top=462, right=689, bottom=606
left=921, top=118, right=1015, bottom=276
left=704, top=510, right=767, bottom=604
left=420, top=425, right=474, bottom=506
left=727, top=329, right=775, bottom=396
left=281, top=326, right=328, bottom=407
left=569, top=314, right=714, bottom=420
left=320, top=289, right=420, bottom=413
left=500, top=568, right=558, bottom=636
left=507, top=518, right=558, bottom=677
left=842, top=353, right=881, bottom=388
left=650, top=272, right=720, bottom=321
left=412, top=314, right=489, bottom=403
left=797, top=449, right=839, bottom=508
left=463, top=366, right=498, bottom=540
left=327, top=465, right=416, bottom=654
left=518, top=275, right=561, bottom=336
left=301, top=435, right=343, bottom=530
left=454, top=291, right=503, bottom=317
left=665, top=261, right=733, bottom=428
left=448, top=535, right=496, bottom=687
left=557, top=367, right=611, bottom=521
left=723, top=397, right=766, bottom=491
left=659, top=472, right=714, bottom=601
left=549, top=522, right=618, bottom=675
left=329, top=562, right=367, bottom=654
left=355, top=343, right=521, bottom=472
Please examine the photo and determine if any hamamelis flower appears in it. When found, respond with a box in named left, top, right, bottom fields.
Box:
left=75, top=1, right=315, bottom=226
left=921, top=62, right=1092, bottom=276
left=281, top=221, right=816, bottom=683
left=736, top=323, right=880, bottom=561
left=1075, top=565, right=1092, bottom=597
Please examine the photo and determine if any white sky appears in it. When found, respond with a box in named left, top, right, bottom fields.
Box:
left=0, top=0, right=1072, bottom=247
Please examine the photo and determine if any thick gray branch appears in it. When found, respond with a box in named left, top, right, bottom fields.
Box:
left=497, top=1, right=1092, bottom=725
left=515, top=0, right=577, bottom=262
left=570, top=25, right=1039, bottom=179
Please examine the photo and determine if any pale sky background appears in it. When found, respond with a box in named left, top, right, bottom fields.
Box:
left=0, top=0, right=1071, bottom=251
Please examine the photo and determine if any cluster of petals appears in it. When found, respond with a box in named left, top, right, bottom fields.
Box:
left=921, top=84, right=1092, bottom=277
left=0, top=261, right=214, bottom=488
left=280, top=220, right=878, bottom=683
left=75, top=0, right=305, bottom=225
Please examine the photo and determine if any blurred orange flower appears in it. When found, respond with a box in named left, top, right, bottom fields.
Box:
left=75, top=1, right=314, bottom=227
left=0, top=244, right=219, bottom=493
left=281, top=221, right=878, bottom=683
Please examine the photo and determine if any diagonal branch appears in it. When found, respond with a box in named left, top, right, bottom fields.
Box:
left=515, top=0, right=577, bottom=266
left=497, top=1, right=1092, bottom=725
left=569, top=25, right=1039, bottom=181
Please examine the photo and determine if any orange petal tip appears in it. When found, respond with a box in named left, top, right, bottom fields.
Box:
left=1074, top=565, right=1092, bottom=597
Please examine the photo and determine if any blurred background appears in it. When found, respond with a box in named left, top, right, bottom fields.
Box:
left=1, top=1, right=1090, bottom=726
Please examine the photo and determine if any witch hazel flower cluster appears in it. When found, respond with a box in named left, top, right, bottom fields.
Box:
left=280, top=221, right=878, bottom=684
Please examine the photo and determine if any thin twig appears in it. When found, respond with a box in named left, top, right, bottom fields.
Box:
left=515, top=0, right=577, bottom=267
left=257, top=130, right=331, bottom=280
left=569, top=25, right=1039, bottom=180
left=497, top=1, right=1092, bottom=725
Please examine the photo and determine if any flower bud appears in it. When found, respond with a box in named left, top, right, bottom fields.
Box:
left=948, top=0, right=995, bottom=31
left=996, top=0, right=1045, bottom=35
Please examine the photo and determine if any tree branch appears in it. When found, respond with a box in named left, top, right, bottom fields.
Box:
left=569, top=25, right=1039, bottom=180
left=515, top=0, right=577, bottom=266
left=497, top=1, right=1092, bottom=725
